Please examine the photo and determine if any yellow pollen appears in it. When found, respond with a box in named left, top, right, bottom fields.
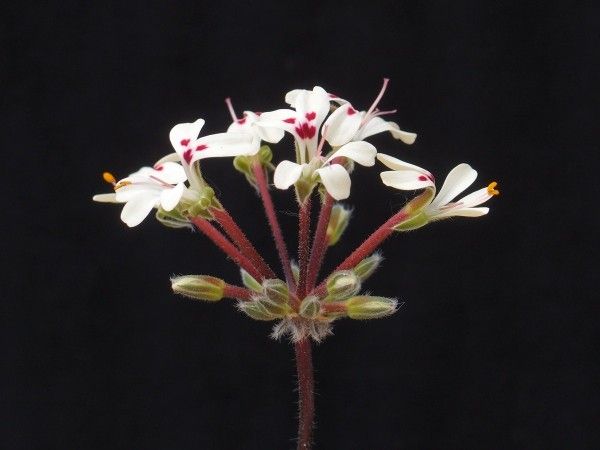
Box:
left=114, top=180, right=131, bottom=190
left=102, top=172, right=117, bottom=185
left=487, top=181, right=500, bottom=196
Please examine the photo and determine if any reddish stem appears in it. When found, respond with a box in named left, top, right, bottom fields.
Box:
left=305, top=194, right=334, bottom=293
left=294, top=338, right=314, bottom=450
left=223, top=284, right=253, bottom=301
left=191, top=216, right=264, bottom=282
left=312, top=208, right=410, bottom=295
left=296, top=196, right=312, bottom=300
left=211, top=207, right=276, bottom=279
left=252, top=163, right=296, bottom=289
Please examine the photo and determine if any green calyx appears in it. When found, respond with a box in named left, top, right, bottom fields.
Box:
left=171, top=275, right=225, bottom=302
left=346, top=296, right=399, bottom=320
left=326, top=203, right=352, bottom=246
left=233, top=145, right=274, bottom=188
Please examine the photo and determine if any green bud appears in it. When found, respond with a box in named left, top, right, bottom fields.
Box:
left=353, top=253, right=383, bottom=282
left=257, top=145, right=273, bottom=164
left=240, top=269, right=262, bottom=293
left=238, top=295, right=292, bottom=321
left=171, top=275, right=225, bottom=302
left=346, top=296, right=399, bottom=320
left=326, top=204, right=352, bottom=246
left=185, top=186, right=220, bottom=218
left=262, top=279, right=289, bottom=305
left=233, top=154, right=252, bottom=174
left=325, top=270, right=361, bottom=301
left=299, top=296, right=321, bottom=319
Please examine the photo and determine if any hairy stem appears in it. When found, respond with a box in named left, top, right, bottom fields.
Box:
left=223, top=284, right=253, bottom=301
left=252, top=163, right=296, bottom=289
left=312, top=208, right=409, bottom=295
left=305, top=194, right=334, bottom=293
left=211, top=207, right=276, bottom=279
left=296, top=196, right=312, bottom=300
left=294, top=338, right=315, bottom=450
left=191, top=216, right=264, bottom=282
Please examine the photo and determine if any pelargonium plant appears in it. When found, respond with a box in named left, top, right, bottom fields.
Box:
left=94, top=79, right=498, bottom=449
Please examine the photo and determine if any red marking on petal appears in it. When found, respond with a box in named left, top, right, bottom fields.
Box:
left=237, top=118, right=247, bottom=125
left=183, top=149, right=193, bottom=164
left=154, top=165, right=164, bottom=171
left=255, top=111, right=262, bottom=116
left=180, top=139, right=190, bottom=147
left=418, top=175, right=427, bottom=181
left=305, top=111, right=316, bottom=121
left=328, top=93, right=338, bottom=98
left=283, top=117, right=296, bottom=124
left=347, top=106, right=357, bottom=115
left=196, top=144, right=208, bottom=151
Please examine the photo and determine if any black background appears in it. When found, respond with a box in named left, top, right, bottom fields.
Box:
left=4, top=1, right=598, bottom=449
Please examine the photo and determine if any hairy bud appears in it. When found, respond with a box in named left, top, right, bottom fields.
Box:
left=240, top=269, right=262, bottom=293
left=346, top=296, right=399, bottom=320
left=262, top=279, right=289, bottom=304
left=171, top=275, right=225, bottom=302
left=326, top=204, right=352, bottom=246
left=393, top=188, right=435, bottom=231
left=238, top=295, right=292, bottom=321
left=299, top=296, right=321, bottom=319
left=325, top=270, right=361, bottom=301
left=353, top=253, right=383, bottom=282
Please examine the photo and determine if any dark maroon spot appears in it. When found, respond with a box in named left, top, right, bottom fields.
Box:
left=283, top=117, right=296, bottom=124
left=418, top=175, right=427, bottom=181
left=305, top=111, right=316, bottom=121
left=295, top=122, right=316, bottom=139
left=347, top=107, right=357, bottom=115
left=180, top=139, right=190, bottom=147
left=196, top=144, right=208, bottom=151
left=237, top=118, right=247, bottom=125
left=183, top=149, right=193, bottom=164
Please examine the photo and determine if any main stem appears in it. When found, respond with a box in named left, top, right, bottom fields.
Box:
left=253, top=163, right=296, bottom=289
left=294, top=338, right=314, bottom=450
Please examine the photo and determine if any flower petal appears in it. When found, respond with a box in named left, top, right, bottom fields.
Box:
left=315, top=164, right=351, bottom=200
left=92, top=193, right=119, bottom=203
left=160, top=183, right=185, bottom=211
left=432, top=206, right=489, bottom=219
left=120, top=191, right=159, bottom=227
left=358, top=116, right=416, bottom=144
left=190, top=132, right=258, bottom=163
left=294, top=89, right=330, bottom=124
left=326, top=141, right=377, bottom=167
left=376, top=153, right=432, bottom=175
left=323, top=103, right=362, bottom=146
left=456, top=186, right=495, bottom=208
left=169, top=119, right=205, bottom=152
left=380, top=170, right=435, bottom=190
left=430, top=164, right=478, bottom=209
left=273, top=160, right=304, bottom=190
left=152, top=161, right=187, bottom=184
left=226, top=111, right=260, bottom=133
left=255, top=109, right=297, bottom=142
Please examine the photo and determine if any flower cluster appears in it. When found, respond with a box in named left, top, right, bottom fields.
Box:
left=94, top=79, right=498, bottom=342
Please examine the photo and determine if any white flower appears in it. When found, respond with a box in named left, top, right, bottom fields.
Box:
left=93, top=162, right=188, bottom=227
left=377, top=153, right=499, bottom=220
left=323, top=79, right=417, bottom=147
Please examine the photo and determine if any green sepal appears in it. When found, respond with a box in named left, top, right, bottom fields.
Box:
left=346, top=296, right=399, bottom=320
left=299, top=296, right=321, bottom=319
left=240, top=269, right=262, bottom=293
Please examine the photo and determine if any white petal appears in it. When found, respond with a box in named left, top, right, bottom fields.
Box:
left=190, top=132, right=258, bottom=163
left=120, top=192, right=159, bottom=227
left=273, top=160, right=304, bottom=190
left=456, top=186, right=494, bottom=208
left=285, top=89, right=302, bottom=107
left=358, top=116, right=417, bottom=144
left=152, top=161, right=187, bottom=184
left=92, top=193, right=119, bottom=203
left=160, top=183, right=185, bottom=211
left=255, top=109, right=297, bottom=142
left=226, top=111, right=260, bottom=133
left=295, top=89, right=330, bottom=124
left=169, top=119, right=205, bottom=152
left=326, top=141, right=377, bottom=167
left=315, top=164, right=351, bottom=200
left=430, top=164, right=478, bottom=209
left=380, top=170, right=435, bottom=191
left=154, top=152, right=180, bottom=166
left=432, top=206, right=489, bottom=219
left=376, top=153, right=431, bottom=175
left=323, top=103, right=362, bottom=146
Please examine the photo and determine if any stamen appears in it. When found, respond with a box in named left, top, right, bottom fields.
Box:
left=371, top=108, right=397, bottom=118
left=102, top=172, right=117, bottom=185
left=487, top=181, right=500, bottom=196
left=224, top=97, right=238, bottom=122
left=113, top=180, right=131, bottom=190
left=364, top=78, right=390, bottom=123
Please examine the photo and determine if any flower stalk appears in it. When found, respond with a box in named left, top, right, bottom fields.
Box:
left=305, top=194, right=335, bottom=292
left=294, top=337, right=315, bottom=450
left=296, top=196, right=312, bottom=299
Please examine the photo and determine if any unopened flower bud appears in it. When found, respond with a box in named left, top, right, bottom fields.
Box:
left=326, top=204, right=352, bottom=246
left=299, top=296, right=321, bottom=319
left=325, top=270, right=361, bottom=301
left=238, top=295, right=292, bottom=321
left=262, top=279, right=289, bottom=304
left=186, top=186, right=220, bottom=218
left=171, top=275, right=225, bottom=302
left=353, top=253, right=383, bottom=282
left=240, top=269, right=262, bottom=293
left=257, top=145, right=273, bottom=165
left=346, top=296, right=399, bottom=320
